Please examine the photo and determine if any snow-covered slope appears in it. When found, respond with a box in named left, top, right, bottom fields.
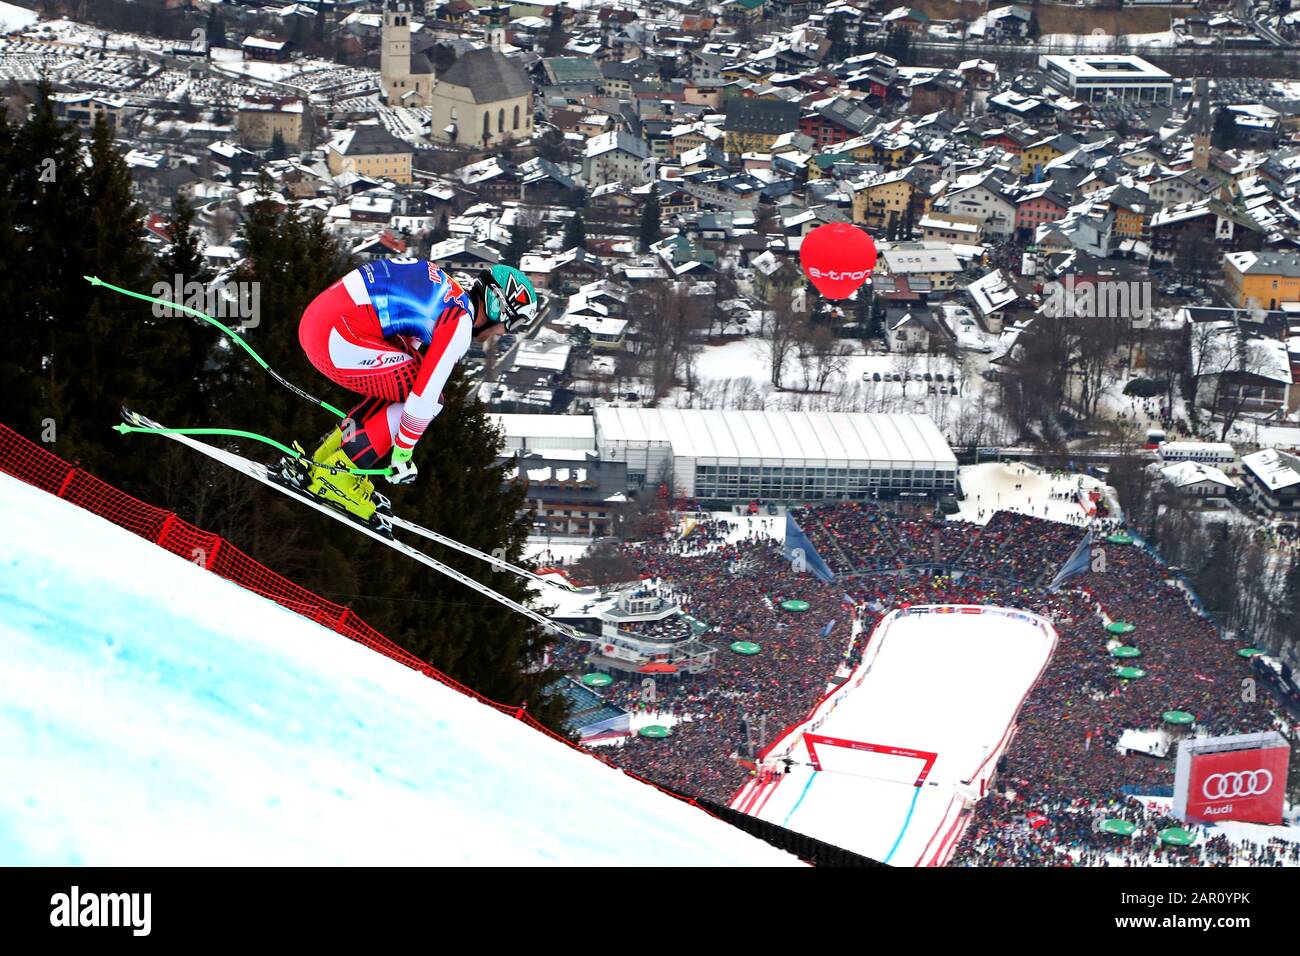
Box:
left=0, top=474, right=798, bottom=866
left=0, top=2, right=39, bottom=35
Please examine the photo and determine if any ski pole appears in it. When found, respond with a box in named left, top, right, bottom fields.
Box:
left=84, top=275, right=348, bottom=419
left=113, top=422, right=392, bottom=476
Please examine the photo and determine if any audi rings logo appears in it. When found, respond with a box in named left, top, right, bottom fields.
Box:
left=1202, top=770, right=1273, bottom=800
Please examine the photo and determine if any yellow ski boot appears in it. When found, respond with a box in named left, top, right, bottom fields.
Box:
left=302, top=427, right=379, bottom=524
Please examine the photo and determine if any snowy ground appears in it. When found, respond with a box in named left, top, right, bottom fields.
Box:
left=653, top=336, right=1011, bottom=446
left=1039, top=31, right=1179, bottom=50
left=0, top=1, right=38, bottom=34
left=522, top=536, right=591, bottom=566
left=23, top=17, right=166, bottom=52
left=0, top=474, right=798, bottom=866
left=1112, top=795, right=1300, bottom=865
left=748, top=607, right=1056, bottom=865
left=209, top=46, right=308, bottom=84
left=952, top=461, right=1105, bottom=527
left=677, top=510, right=786, bottom=553
left=587, top=710, right=690, bottom=748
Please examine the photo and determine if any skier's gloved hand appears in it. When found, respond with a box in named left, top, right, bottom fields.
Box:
left=386, top=446, right=418, bottom=485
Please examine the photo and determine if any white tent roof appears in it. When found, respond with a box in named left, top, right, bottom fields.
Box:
left=593, top=409, right=956, bottom=466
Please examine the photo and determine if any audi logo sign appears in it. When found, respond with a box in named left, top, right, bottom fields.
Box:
left=1175, top=738, right=1289, bottom=826
left=1201, top=770, right=1273, bottom=800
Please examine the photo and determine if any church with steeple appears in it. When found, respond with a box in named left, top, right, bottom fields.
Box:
left=1192, top=77, right=1212, bottom=173
left=379, top=1, right=534, bottom=149
left=380, top=0, right=435, bottom=108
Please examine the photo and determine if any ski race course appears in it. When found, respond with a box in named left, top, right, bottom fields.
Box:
left=735, top=605, right=1057, bottom=865
left=0, top=474, right=798, bottom=866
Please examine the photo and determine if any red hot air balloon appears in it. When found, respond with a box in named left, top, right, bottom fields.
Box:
left=799, top=222, right=878, bottom=300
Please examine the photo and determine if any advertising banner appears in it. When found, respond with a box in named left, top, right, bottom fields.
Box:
left=1173, top=732, right=1289, bottom=825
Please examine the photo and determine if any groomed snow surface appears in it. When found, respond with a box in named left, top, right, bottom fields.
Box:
left=0, top=475, right=798, bottom=866
left=742, top=606, right=1055, bottom=865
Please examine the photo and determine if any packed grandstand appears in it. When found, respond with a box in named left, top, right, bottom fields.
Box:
left=551, top=503, right=1299, bottom=866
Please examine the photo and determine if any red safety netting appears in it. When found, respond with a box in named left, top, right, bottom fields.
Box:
left=0, top=423, right=719, bottom=825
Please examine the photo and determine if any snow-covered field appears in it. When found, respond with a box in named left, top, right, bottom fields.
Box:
left=655, top=337, right=1013, bottom=445
left=0, top=474, right=798, bottom=866
left=0, top=1, right=38, bottom=34
left=209, top=46, right=306, bottom=84
left=953, top=461, right=1105, bottom=526
left=1040, top=31, right=1179, bottom=50
left=22, top=16, right=166, bottom=52
left=745, top=606, right=1056, bottom=865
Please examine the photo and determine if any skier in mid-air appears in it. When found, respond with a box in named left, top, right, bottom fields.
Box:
left=292, top=258, right=538, bottom=520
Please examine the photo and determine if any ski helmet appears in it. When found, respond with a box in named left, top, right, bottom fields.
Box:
left=475, top=264, right=538, bottom=333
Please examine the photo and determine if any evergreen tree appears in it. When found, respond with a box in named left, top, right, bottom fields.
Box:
left=827, top=12, right=849, bottom=62
left=885, top=28, right=913, bottom=66
left=430, top=211, right=450, bottom=244
left=543, top=3, right=568, bottom=57
left=1211, top=109, right=1237, bottom=151
left=227, top=149, right=244, bottom=186
left=502, top=221, right=530, bottom=267
left=432, top=43, right=457, bottom=76
left=269, top=129, right=287, bottom=160
left=638, top=187, right=662, bottom=252
left=855, top=20, right=872, bottom=56
left=562, top=210, right=586, bottom=250
left=206, top=8, right=227, bottom=48
left=3, top=100, right=180, bottom=488
left=157, top=192, right=214, bottom=425
left=0, top=88, right=81, bottom=439
left=374, top=372, right=568, bottom=721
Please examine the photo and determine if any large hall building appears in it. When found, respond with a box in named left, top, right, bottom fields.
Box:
left=494, top=409, right=958, bottom=502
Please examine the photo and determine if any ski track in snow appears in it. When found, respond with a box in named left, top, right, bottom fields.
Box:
left=0, top=474, right=797, bottom=866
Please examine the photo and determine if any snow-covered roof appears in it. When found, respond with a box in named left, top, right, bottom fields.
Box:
left=1241, top=448, right=1300, bottom=492
left=490, top=414, right=596, bottom=445
left=593, top=409, right=956, bottom=467
left=1160, top=460, right=1233, bottom=490
left=1191, top=327, right=1292, bottom=385
left=966, top=269, right=1018, bottom=316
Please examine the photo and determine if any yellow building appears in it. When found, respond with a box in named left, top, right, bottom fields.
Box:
left=722, top=98, right=799, bottom=156
left=427, top=32, right=533, bottom=149
left=1020, top=136, right=1067, bottom=177
left=876, top=139, right=919, bottom=172
left=851, top=169, right=914, bottom=230
left=325, top=125, right=413, bottom=185
left=669, top=126, right=710, bottom=159
left=236, top=96, right=310, bottom=149
left=1223, top=251, right=1300, bottom=310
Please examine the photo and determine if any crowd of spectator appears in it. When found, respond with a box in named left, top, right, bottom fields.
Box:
left=553, top=499, right=1295, bottom=866
left=950, top=540, right=1287, bottom=865
left=791, top=502, right=900, bottom=572
left=957, top=511, right=1086, bottom=583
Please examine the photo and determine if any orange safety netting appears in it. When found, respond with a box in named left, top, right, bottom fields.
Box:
left=0, top=422, right=712, bottom=818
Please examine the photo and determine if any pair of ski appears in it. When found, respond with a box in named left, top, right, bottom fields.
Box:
left=118, top=409, right=592, bottom=644
left=89, top=276, right=591, bottom=644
